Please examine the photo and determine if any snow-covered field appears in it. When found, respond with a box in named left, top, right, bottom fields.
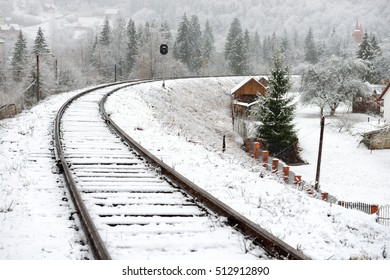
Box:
left=1, top=77, right=389, bottom=260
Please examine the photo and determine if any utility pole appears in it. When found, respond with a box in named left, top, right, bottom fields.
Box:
left=114, top=64, right=117, bottom=82
left=36, top=55, right=40, bottom=101
left=55, top=59, right=58, bottom=81
left=315, top=115, right=325, bottom=191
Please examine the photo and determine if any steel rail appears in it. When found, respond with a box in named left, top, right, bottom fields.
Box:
left=54, top=81, right=137, bottom=260
left=100, top=79, right=311, bottom=260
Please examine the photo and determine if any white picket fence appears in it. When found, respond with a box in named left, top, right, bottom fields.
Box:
left=338, top=201, right=374, bottom=214
left=378, top=205, right=390, bottom=226
left=337, top=202, right=390, bottom=226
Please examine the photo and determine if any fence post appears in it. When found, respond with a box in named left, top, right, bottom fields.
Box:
left=262, top=151, right=269, bottom=168
left=321, top=192, right=328, bottom=201
left=253, top=142, right=261, bottom=159
left=293, top=175, right=301, bottom=186
left=245, top=138, right=251, bottom=153
left=370, top=204, right=379, bottom=215
left=272, top=159, right=279, bottom=173
left=282, top=166, right=289, bottom=183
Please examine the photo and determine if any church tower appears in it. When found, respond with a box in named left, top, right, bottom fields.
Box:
left=352, top=19, right=363, bottom=44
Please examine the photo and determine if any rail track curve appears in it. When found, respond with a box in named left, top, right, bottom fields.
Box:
left=54, top=79, right=310, bottom=260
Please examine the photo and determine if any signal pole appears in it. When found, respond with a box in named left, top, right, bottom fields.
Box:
left=160, top=44, right=168, bottom=87
left=315, top=115, right=325, bottom=191
left=36, top=55, right=40, bottom=101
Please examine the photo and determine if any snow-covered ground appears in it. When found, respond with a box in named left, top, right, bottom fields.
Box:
left=0, top=89, right=92, bottom=259
left=105, top=77, right=390, bottom=260
left=1, top=77, right=389, bottom=260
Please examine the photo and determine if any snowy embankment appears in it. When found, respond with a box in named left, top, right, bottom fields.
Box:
left=105, top=77, right=390, bottom=260
left=0, top=90, right=91, bottom=259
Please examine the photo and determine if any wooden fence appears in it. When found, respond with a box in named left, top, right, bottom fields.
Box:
left=0, top=104, right=17, bottom=120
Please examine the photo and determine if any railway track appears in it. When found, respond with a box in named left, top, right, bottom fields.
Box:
left=54, top=80, right=310, bottom=260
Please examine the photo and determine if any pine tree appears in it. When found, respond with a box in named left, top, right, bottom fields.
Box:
left=189, top=15, right=202, bottom=73
left=357, top=33, right=374, bottom=61
left=250, top=31, right=261, bottom=67
left=11, top=30, right=28, bottom=82
left=126, top=19, right=138, bottom=74
left=370, top=35, right=382, bottom=57
left=256, top=52, right=300, bottom=163
left=304, top=27, right=318, bottom=64
left=224, top=18, right=249, bottom=75
left=357, top=33, right=383, bottom=82
left=32, top=27, right=50, bottom=56
left=201, top=20, right=216, bottom=70
left=160, top=20, right=172, bottom=42
left=174, top=13, right=192, bottom=68
left=99, top=17, right=111, bottom=46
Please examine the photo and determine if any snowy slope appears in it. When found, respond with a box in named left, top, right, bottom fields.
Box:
left=105, top=77, right=390, bottom=260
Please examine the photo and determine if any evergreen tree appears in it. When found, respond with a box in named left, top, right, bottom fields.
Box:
left=160, top=20, right=172, bottom=42
left=224, top=17, right=249, bottom=75
left=32, top=27, right=50, bottom=56
left=304, top=27, right=318, bottom=64
left=250, top=31, right=261, bottom=67
left=357, top=33, right=383, bottom=82
left=99, top=17, right=111, bottom=46
left=255, top=52, right=300, bottom=163
left=262, top=36, right=272, bottom=64
left=370, top=35, right=382, bottom=57
left=126, top=19, right=138, bottom=74
left=357, top=33, right=374, bottom=61
left=11, top=30, right=28, bottom=82
left=201, top=20, right=216, bottom=69
left=189, top=15, right=202, bottom=73
left=112, top=17, right=127, bottom=67
left=174, top=13, right=192, bottom=68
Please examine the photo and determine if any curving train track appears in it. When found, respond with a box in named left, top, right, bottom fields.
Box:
left=53, top=80, right=310, bottom=260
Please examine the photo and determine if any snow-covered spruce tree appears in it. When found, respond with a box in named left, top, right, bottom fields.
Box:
left=255, top=52, right=302, bottom=164
left=250, top=31, right=261, bottom=69
left=301, top=55, right=368, bottom=116
left=32, top=27, right=50, bottom=56
left=11, top=30, right=28, bottom=82
left=111, top=17, right=127, bottom=78
left=174, top=13, right=192, bottom=69
left=99, top=17, right=111, bottom=46
left=189, top=15, right=202, bottom=74
left=304, top=27, right=318, bottom=64
left=224, top=17, right=249, bottom=75
left=357, top=33, right=383, bottom=83
left=126, top=19, right=138, bottom=75
left=201, top=19, right=216, bottom=72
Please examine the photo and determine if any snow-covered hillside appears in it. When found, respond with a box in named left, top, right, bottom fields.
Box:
left=105, top=77, right=390, bottom=260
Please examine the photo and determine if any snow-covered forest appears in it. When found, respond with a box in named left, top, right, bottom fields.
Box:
left=1, top=0, right=390, bottom=110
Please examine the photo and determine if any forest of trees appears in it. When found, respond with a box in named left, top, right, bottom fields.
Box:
left=0, top=7, right=389, bottom=111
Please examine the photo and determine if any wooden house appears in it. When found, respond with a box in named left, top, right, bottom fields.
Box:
left=231, top=77, right=268, bottom=118
left=378, top=82, right=390, bottom=122
left=259, top=76, right=269, bottom=88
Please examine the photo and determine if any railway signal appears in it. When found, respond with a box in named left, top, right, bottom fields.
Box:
left=160, top=44, right=168, bottom=87
left=160, top=44, right=168, bottom=55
